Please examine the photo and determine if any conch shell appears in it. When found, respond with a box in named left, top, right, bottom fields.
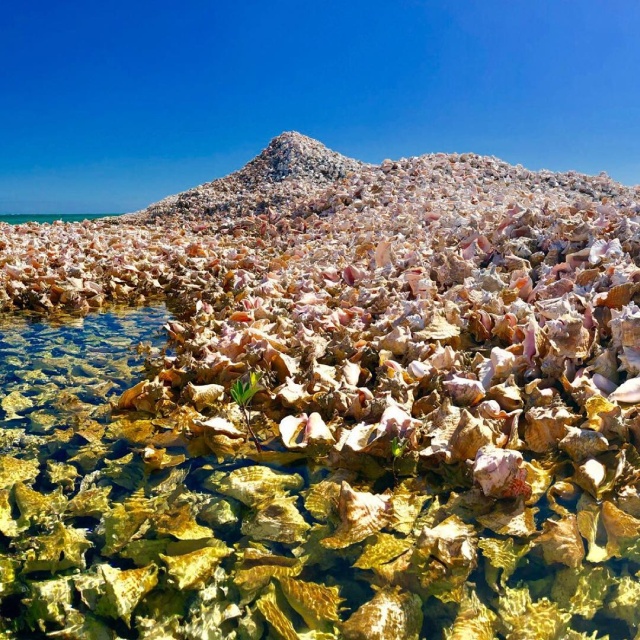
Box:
left=321, top=482, right=392, bottom=549
left=473, top=446, right=531, bottom=500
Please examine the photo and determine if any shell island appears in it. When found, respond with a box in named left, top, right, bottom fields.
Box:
left=0, top=132, right=639, bottom=638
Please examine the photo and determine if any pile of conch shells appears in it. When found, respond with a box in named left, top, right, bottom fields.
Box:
left=2, top=132, right=640, bottom=637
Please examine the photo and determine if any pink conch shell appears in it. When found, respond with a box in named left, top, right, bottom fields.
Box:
left=443, top=375, right=485, bottom=407
left=278, top=412, right=335, bottom=450
left=472, top=446, right=532, bottom=500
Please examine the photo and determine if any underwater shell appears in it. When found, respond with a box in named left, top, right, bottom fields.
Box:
left=160, top=541, right=231, bottom=589
left=241, top=495, right=310, bottom=544
left=444, top=590, right=497, bottom=640
left=99, top=563, right=158, bottom=626
left=256, top=583, right=299, bottom=640
left=342, top=587, right=423, bottom=640
left=22, top=521, right=92, bottom=573
left=0, top=455, right=39, bottom=489
left=1, top=390, right=33, bottom=420
left=321, top=482, right=392, bottom=549
left=353, top=532, right=413, bottom=570
left=278, top=576, right=343, bottom=629
left=206, top=465, right=304, bottom=507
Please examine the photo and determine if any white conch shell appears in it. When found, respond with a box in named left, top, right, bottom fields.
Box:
left=609, top=377, right=640, bottom=404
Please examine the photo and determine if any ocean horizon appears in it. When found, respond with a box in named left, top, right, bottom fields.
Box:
left=0, top=212, right=123, bottom=225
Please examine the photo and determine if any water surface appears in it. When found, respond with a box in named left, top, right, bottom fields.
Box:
left=0, top=212, right=123, bottom=225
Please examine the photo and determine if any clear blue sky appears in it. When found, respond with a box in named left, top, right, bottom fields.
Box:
left=1, top=1, right=639, bottom=214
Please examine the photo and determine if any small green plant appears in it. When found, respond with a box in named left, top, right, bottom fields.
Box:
left=391, top=435, right=408, bottom=483
left=230, top=371, right=263, bottom=451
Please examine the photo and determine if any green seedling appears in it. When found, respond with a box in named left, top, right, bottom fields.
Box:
left=391, top=435, right=408, bottom=483
left=230, top=371, right=263, bottom=451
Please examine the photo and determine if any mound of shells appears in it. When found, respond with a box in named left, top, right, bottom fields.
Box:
left=2, top=132, right=640, bottom=637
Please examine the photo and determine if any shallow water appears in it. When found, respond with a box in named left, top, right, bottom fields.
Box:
left=0, top=306, right=634, bottom=639
left=0, top=305, right=170, bottom=436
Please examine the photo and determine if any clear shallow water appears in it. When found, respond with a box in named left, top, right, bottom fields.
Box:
left=0, top=212, right=123, bottom=225
left=0, top=305, right=170, bottom=436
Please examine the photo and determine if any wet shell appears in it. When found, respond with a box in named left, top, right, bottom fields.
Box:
left=241, top=495, right=310, bottom=544
left=278, top=576, right=343, bottom=629
left=99, top=563, right=159, bottom=626
left=206, top=465, right=304, bottom=507
left=342, top=587, right=423, bottom=640
left=160, top=542, right=231, bottom=590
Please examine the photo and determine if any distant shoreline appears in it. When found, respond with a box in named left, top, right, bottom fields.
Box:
left=0, top=212, right=124, bottom=225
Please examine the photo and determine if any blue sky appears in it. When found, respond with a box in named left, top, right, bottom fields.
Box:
left=1, top=1, right=639, bottom=214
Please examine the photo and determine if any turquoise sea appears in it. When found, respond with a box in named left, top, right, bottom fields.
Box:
left=0, top=212, right=123, bottom=225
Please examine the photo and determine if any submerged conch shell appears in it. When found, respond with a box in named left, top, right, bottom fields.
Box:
left=160, top=542, right=231, bottom=590
left=321, top=482, right=392, bottom=549
left=185, top=382, right=225, bottom=411
left=278, top=576, right=343, bottom=630
left=536, top=515, right=585, bottom=568
left=410, top=515, right=478, bottom=601
left=207, top=466, right=304, bottom=507
left=473, top=447, right=531, bottom=500
left=241, top=495, right=310, bottom=544
left=342, top=587, right=423, bottom=640
left=99, top=563, right=158, bottom=626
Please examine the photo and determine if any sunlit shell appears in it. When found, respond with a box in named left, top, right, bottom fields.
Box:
left=609, top=376, right=640, bottom=403
left=524, top=404, right=579, bottom=453
left=278, top=412, right=335, bottom=450
left=321, top=482, right=392, bottom=549
left=206, top=465, right=304, bottom=507
left=473, top=447, right=531, bottom=500
left=551, top=565, right=615, bottom=620
left=185, top=382, right=225, bottom=411
left=342, top=587, right=423, bottom=640
left=442, top=375, right=485, bottom=407
left=558, top=426, right=609, bottom=461
left=449, top=411, right=506, bottom=462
